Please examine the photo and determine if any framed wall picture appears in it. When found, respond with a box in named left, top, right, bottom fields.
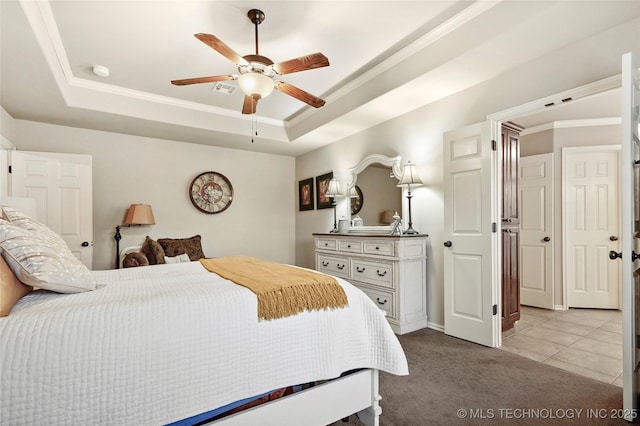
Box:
left=316, top=172, right=333, bottom=209
left=298, top=177, right=314, bottom=211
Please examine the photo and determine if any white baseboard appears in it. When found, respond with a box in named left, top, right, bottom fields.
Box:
left=427, top=322, right=444, bottom=333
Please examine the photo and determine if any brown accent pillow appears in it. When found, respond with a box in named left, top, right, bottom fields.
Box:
left=122, top=252, right=149, bottom=268
left=157, top=235, right=205, bottom=261
left=140, top=236, right=165, bottom=265
left=0, top=254, right=33, bottom=316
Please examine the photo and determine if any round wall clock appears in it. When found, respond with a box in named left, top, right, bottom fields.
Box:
left=189, top=171, right=233, bottom=214
left=351, top=185, right=363, bottom=215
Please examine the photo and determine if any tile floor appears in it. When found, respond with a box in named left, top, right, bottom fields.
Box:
left=500, top=305, right=623, bottom=387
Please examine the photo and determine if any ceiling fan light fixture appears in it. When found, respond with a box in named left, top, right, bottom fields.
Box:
left=171, top=8, right=328, bottom=113
left=238, top=72, right=274, bottom=99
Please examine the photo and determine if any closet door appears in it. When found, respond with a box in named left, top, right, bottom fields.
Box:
left=501, top=123, right=521, bottom=331
left=10, top=151, right=94, bottom=268
left=502, top=227, right=520, bottom=331
left=501, top=124, right=521, bottom=225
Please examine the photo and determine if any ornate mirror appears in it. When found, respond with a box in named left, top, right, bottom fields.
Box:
left=346, top=154, right=402, bottom=233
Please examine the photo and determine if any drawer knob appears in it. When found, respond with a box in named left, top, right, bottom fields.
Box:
left=324, top=243, right=328, bottom=246
left=375, top=246, right=380, bottom=250
left=322, top=261, right=329, bottom=267
left=444, top=241, right=452, bottom=248
left=376, top=297, right=387, bottom=305
left=337, top=264, right=345, bottom=270
left=347, top=244, right=352, bottom=248
left=376, top=270, right=387, bottom=277
left=356, top=266, right=366, bottom=273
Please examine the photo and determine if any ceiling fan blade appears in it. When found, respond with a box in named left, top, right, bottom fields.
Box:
left=242, top=95, right=259, bottom=114
left=275, top=81, right=326, bottom=108
left=272, top=53, right=329, bottom=75
left=171, top=75, right=237, bottom=86
left=194, top=33, right=249, bottom=66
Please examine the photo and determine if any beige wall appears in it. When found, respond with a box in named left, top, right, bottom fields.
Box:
left=2, top=117, right=296, bottom=270
left=520, top=129, right=553, bottom=157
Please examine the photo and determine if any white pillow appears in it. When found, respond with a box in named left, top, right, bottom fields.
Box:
left=0, top=219, right=96, bottom=293
left=164, top=253, right=191, bottom=264
left=2, top=205, right=54, bottom=234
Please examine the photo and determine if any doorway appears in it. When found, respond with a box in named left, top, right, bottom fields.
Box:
left=490, top=83, right=622, bottom=319
left=497, top=92, right=624, bottom=387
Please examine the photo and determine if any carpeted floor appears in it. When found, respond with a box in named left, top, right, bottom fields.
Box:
left=334, top=328, right=629, bottom=426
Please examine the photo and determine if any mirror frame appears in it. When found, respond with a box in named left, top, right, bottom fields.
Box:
left=346, top=154, right=402, bottom=234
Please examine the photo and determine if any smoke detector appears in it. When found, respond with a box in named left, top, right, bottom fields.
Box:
left=92, top=65, right=110, bottom=78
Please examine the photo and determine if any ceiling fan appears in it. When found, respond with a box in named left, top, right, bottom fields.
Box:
left=171, top=9, right=329, bottom=115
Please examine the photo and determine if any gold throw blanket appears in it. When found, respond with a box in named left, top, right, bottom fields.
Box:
left=199, top=256, right=348, bottom=320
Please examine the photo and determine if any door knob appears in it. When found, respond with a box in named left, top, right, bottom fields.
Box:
left=609, top=250, right=622, bottom=260
left=610, top=236, right=619, bottom=241
left=543, top=237, right=551, bottom=242
left=81, top=241, right=90, bottom=247
left=444, top=241, right=452, bottom=248
left=633, top=251, right=640, bottom=262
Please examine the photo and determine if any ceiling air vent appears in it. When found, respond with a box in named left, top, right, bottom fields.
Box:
left=211, top=82, right=237, bottom=95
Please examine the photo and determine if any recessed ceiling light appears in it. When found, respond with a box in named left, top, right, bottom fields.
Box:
left=92, top=65, right=110, bottom=78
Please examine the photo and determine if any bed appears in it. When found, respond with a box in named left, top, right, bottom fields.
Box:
left=0, top=205, right=408, bottom=425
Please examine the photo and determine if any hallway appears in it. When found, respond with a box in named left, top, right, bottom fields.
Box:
left=500, top=306, right=623, bottom=387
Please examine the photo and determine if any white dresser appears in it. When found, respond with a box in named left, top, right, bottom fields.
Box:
left=313, top=233, right=428, bottom=335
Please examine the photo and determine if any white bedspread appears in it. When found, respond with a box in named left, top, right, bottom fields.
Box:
left=0, top=262, right=408, bottom=425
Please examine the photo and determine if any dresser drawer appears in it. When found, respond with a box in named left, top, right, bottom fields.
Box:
left=317, top=254, right=349, bottom=279
left=317, top=238, right=337, bottom=251
left=351, top=259, right=393, bottom=289
left=359, top=286, right=395, bottom=318
left=338, top=239, right=363, bottom=253
left=363, top=240, right=395, bottom=257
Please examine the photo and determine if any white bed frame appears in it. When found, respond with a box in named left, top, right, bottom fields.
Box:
left=209, top=369, right=381, bottom=426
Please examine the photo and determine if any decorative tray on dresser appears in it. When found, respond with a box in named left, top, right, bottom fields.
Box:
left=313, top=233, right=428, bottom=335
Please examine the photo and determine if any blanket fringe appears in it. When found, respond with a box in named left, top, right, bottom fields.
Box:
left=199, top=256, right=348, bottom=320
left=258, top=282, right=348, bottom=320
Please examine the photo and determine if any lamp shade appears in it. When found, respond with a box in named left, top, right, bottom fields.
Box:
left=398, top=161, right=423, bottom=185
left=123, top=204, right=155, bottom=226
left=326, top=178, right=342, bottom=197
left=238, top=72, right=274, bottom=99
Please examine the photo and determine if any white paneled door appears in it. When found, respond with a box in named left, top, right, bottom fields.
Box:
left=443, top=121, right=500, bottom=348
left=620, top=51, right=640, bottom=422
left=519, top=153, right=554, bottom=309
left=563, top=146, right=621, bottom=309
left=10, top=151, right=93, bottom=268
